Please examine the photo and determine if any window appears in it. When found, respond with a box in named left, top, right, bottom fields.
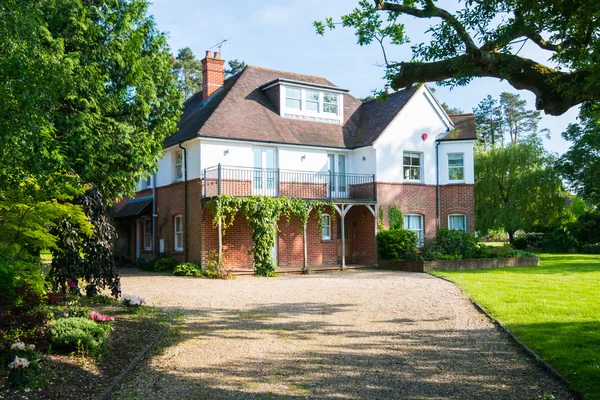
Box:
left=143, top=219, right=152, bottom=250
left=141, top=176, right=152, bottom=189
left=403, top=152, right=422, bottom=181
left=174, top=215, right=184, bottom=251
left=174, top=149, right=183, bottom=181
left=404, top=214, right=424, bottom=246
left=322, top=214, right=331, bottom=240
left=285, top=87, right=302, bottom=110
left=448, top=153, right=464, bottom=181
left=323, top=92, right=338, bottom=114
left=448, top=214, right=467, bottom=232
left=306, top=90, right=319, bottom=112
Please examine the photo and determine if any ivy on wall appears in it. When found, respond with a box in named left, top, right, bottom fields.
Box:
left=210, top=195, right=332, bottom=276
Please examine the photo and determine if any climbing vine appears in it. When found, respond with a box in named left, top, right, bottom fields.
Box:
left=210, top=195, right=332, bottom=276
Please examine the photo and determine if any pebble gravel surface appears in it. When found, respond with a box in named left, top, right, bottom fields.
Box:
left=113, top=269, right=573, bottom=400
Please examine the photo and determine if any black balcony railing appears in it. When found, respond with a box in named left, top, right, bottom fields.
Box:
left=203, top=164, right=376, bottom=201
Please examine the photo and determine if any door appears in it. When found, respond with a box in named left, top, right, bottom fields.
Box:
left=328, top=153, right=347, bottom=198
left=253, top=147, right=276, bottom=196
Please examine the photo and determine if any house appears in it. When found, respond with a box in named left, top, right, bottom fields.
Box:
left=112, top=50, right=476, bottom=273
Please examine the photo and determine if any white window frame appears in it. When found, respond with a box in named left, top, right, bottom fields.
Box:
left=404, top=214, right=424, bottom=246
left=448, top=214, right=467, bottom=232
left=143, top=219, right=152, bottom=251
left=448, top=153, right=465, bottom=182
left=174, top=215, right=184, bottom=251
left=322, top=91, right=339, bottom=115
left=403, top=152, right=423, bottom=182
left=305, top=90, right=320, bottom=113
left=285, top=87, right=302, bottom=110
left=174, top=149, right=184, bottom=182
left=321, top=214, right=331, bottom=240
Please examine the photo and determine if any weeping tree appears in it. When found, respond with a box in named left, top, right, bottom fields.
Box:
left=315, top=0, right=600, bottom=116
left=49, top=187, right=120, bottom=297
left=475, top=144, right=570, bottom=243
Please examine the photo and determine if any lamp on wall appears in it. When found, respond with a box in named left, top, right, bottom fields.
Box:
left=362, top=156, right=366, bottom=161
left=224, top=149, right=229, bottom=156
left=301, top=154, right=306, bottom=161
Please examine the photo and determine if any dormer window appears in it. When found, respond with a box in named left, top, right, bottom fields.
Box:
left=306, top=90, right=320, bottom=112
left=285, top=87, right=302, bottom=110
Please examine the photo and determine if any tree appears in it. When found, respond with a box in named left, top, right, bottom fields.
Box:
left=441, top=103, right=464, bottom=115
left=557, top=106, right=600, bottom=206
left=225, top=59, right=247, bottom=78
left=500, top=92, right=549, bottom=145
left=1, top=0, right=181, bottom=295
left=474, top=95, right=503, bottom=150
left=315, top=0, right=600, bottom=115
left=173, top=47, right=203, bottom=101
left=475, top=144, right=570, bottom=244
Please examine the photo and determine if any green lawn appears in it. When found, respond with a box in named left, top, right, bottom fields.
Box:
left=431, top=254, right=600, bottom=399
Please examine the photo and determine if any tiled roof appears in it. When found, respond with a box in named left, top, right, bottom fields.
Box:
left=439, top=114, right=477, bottom=141
left=163, top=65, right=454, bottom=149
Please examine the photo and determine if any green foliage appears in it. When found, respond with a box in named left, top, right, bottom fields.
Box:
left=50, top=317, right=107, bottom=354
left=315, top=1, right=600, bottom=115
left=433, top=229, right=482, bottom=260
left=475, top=144, right=570, bottom=243
left=49, top=188, right=121, bottom=297
left=211, top=195, right=331, bottom=276
left=388, top=205, right=403, bottom=230
left=376, top=229, right=418, bottom=262
left=173, top=263, right=203, bottom=277
left=581, top=243, right=600, bottom=254
left=153, top=257, right=178, bottom=273
left=225, top=59, right=247, bottom=78
left=541, top=228, right=579, bottom=253
left=173, top=47, right=203, bottom=101
left=377, top=206, right=384, bottom=231
left=204, top=251, right=232, bottom=279
left=557, top=106, right=600, bottom=206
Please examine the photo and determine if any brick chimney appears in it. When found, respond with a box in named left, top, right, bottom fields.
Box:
left=202, top=50, right=225, bottom=103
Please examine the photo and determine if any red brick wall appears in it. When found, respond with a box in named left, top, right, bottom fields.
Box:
left=440, top=184, right=475, bottom=233
left=376, top=183, right=475, bottom=237
left=347, top=206, right=376, bottom=264
left=376, top=183, right=438, bottom=238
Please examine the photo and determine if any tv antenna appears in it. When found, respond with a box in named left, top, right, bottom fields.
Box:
left=210, top=39, right=229, bottom=54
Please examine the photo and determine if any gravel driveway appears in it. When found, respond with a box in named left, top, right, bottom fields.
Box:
left=113, top=269, right=572, bottom=399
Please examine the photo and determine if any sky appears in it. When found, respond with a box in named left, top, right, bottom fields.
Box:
left=148, top=0, right=579, bottom=155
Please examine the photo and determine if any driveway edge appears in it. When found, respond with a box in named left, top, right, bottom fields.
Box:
left=430, top=273, right=584, bottom=400
left=100, top=322, right=171, bottom=400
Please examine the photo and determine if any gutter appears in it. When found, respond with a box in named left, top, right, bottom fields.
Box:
left=436, top=140, right=441, bottom=230
left=178, top=142, right=189, bottom=262
left=152, top=172, right=157, bottom=258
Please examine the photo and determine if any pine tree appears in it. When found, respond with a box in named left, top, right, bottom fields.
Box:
left=225, top=59, right=247, bottom=78
left=173, top=47, right=203, bottom=101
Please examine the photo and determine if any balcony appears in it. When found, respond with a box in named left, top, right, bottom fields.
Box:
left=203, top=165, right=376, bottom=201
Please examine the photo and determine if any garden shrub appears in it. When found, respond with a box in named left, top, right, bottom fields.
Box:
left=514, top=232, right=545, bottom=250
left=173, top=262, right=203, bottom=277
left=513, top=237, right=528, bottom=250
left=153, top=257, right=178, bottom=272
left=134, top=257, right=150, bottom=271
left=388, top=205, right=403, bottom=231
left=377, top=229, right=418, bottom=262
left=581, top=243, right=600, bottom=254
left=541, top=228, right=578, bottom=253
left=50, top=317, right=107, bottom=353
left=204, top=251, right=232, bottom=279
left=434, top=229, right=481, bottom=260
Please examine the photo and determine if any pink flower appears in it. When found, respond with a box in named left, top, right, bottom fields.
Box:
left=89, top=311, right=115, bottom=322
left=67, top=278, right=78, bottom=289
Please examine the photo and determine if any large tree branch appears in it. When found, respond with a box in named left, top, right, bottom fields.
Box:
left=390, top=54, right=593, bottom=115
left=375, top=0, right=478, bottom=54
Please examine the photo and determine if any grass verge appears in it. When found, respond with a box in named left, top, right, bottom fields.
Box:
left=431, top=253, right=600, bottom=399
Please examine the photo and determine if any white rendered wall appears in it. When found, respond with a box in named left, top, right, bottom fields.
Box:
left=350, top=147, right=376, bottom=176
left=278, top=146, right=330, bottom=172
left=374, top=88, right=452, bottom=184
left=438, top=141, right=475, bottom=185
